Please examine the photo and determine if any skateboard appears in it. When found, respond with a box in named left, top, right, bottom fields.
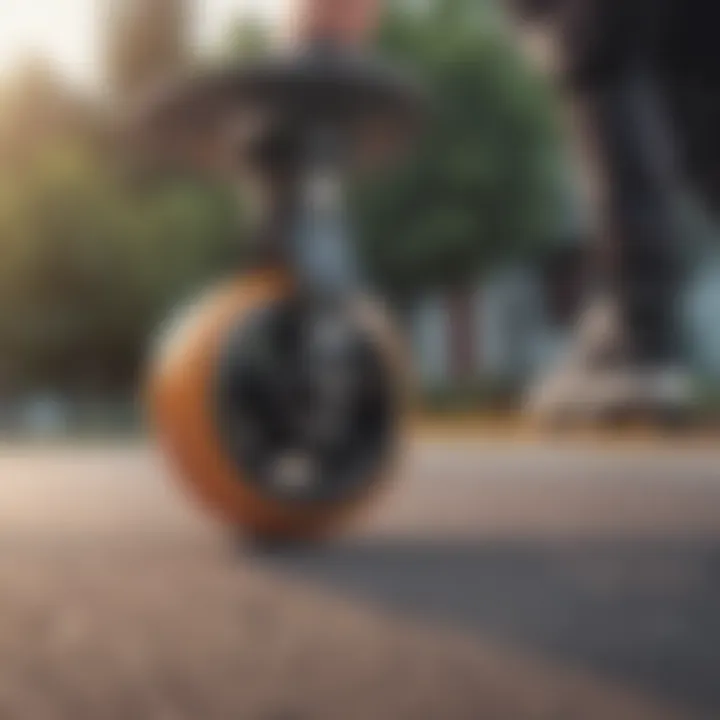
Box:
left=140, top=0, right=424, bottom=542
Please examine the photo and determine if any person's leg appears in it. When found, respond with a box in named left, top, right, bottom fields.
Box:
left=511, top=0, right=689, bottom=422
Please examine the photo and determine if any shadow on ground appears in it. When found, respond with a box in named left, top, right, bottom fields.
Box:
left=255, top=537, right=720, bottom=717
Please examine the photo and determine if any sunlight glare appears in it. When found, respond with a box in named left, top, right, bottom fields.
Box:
left=0, top=0, right=288, bottom=87
left=0, top=1, right=98, bottom=84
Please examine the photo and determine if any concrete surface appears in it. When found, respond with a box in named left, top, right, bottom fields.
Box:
left=0, top=439, right=718, bottom=719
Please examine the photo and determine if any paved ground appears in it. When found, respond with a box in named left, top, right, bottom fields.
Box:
left=0, top=439, right=718, bottom=719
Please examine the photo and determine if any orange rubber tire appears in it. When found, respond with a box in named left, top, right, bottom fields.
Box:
left=147, top=270, right=407, bottom=542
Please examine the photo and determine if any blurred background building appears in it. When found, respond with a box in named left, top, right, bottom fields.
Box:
left=410, top=212, right=720, bottom=388
left=105, top=0, right=191, bottom=104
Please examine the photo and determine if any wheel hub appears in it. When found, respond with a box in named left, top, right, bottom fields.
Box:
left=214, top=298, right=396, bottom=504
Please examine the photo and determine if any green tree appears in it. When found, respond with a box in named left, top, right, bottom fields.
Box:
left=357, top=0, right=565, bottom=297
left=0, top=139, right=238, bottom=394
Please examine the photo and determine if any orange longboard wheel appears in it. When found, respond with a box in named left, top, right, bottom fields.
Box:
left=147, top=272, right=407, bottom=543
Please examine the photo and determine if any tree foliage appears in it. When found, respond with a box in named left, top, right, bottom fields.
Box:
left=0, top=73, right=238, bottom=393
left=357, top=0, right=565, bottom=296
left=0, top=2, right=566, bottom=393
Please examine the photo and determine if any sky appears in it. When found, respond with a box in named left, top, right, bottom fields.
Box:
left=0, top=0, right=287, bottom=87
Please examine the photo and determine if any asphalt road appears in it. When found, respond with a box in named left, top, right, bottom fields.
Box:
left=0, top=439, right=718, bottom=720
